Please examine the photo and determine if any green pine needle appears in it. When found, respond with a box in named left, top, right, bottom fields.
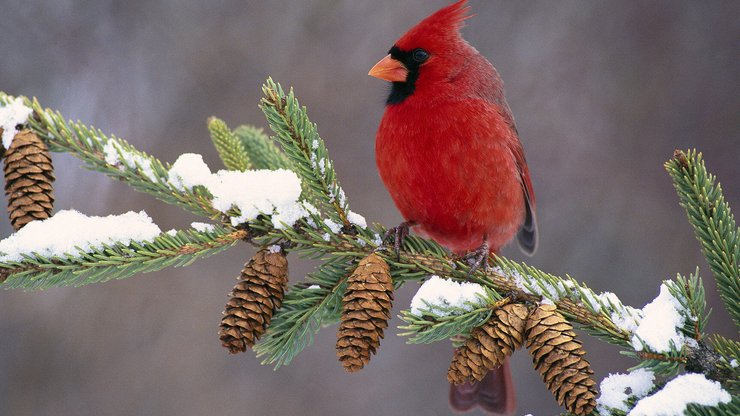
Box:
left=665, top=269, right=709, bottom=340
left=208, top=117, right=251, bottom=171
left=259, top=78, right=351, bottom=227
left=666, top=150, right=739, bottom=328
left=0, top=93, right=219, bottom=219
left=232, top=124, right=292, bottom=171
left=398, top=306, right=493, bottom=344
left=254, top=259, right=355, bottom=368
left=0, top=227, right=246, bottom=289
left=685, top=394, right=740, bottom=416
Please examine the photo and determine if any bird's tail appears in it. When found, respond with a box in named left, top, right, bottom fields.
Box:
left=448, top=359, right=516, bottom=415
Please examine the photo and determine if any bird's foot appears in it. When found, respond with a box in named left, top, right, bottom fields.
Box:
left=462, top=240, right=490, bottom=277
left=382, top=221, right=415, bottom=260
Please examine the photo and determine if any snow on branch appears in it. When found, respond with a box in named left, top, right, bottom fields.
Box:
left=597, top=368, right=655, bottom=414
left=0, top=213, right=247, bottom=289
left=259, top=78, right=352, bottom=228
left=0, top=96, right=33, bottom=148
left=167, top=153, right=308, bottom=229
left=629, top=373, right=731, bottom=415
left=409, top=275, right=489, bottom=315
left=0, top=209, right=161, bottom=262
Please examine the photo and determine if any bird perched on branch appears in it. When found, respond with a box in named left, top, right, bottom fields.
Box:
left=370, top=1, right=537, bottom=414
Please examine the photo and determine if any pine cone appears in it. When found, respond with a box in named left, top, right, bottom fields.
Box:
left=448, top=303, right=529, bottom=384
left=219, top=248, right=288, bottom=353
left=525, top=304, right=597, bottom=415
left=336, top=253, right=393, bottom=372
left=3, top=129, right=54, bottom=230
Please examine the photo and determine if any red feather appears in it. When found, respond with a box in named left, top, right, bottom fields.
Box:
left=372, top=1, right=538, bottom=414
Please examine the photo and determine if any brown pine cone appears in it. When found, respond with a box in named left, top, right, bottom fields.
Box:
left=336, top=253, right=393, bottom=372
left=448, top=303, right=529, bottom=384
left=525, top=304, right=597, bottom=415
left=219, top=248, right=288, bottom=353
left=3, top=129, right=54, bottom=230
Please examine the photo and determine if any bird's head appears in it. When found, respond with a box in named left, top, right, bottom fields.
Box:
left=369, top=0, right=476, bottom=105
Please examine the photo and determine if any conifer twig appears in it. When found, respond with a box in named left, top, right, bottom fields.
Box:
left=259, top=78, right=352, bottom=228
left=666, top=150, right=739, bottom=327
left=0, top=227, right=247, bottom=289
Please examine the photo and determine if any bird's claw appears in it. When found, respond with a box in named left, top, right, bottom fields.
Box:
left=382, top=221, right=414, bottom=260
left=462, top=240, right=490, bottom=277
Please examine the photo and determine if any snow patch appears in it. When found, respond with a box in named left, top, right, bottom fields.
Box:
left=318, top=158, right=326, bottom=174
left=103, top=140, right=157, bottom=182
left=495, top=265, right=562, bottom=303
left=410, top=275, right=487, bottom=315
left=190, top=222, right=215, bottom=232
left=167, top=153, right=213, bottom=190
left=0, top=97, right=33, bottom=149
left=597, top=369, right=655, bottom=414
left=495, top=266, right=655, bottom=338
left=347, top=210, right=367, bottom=228
left=323, top=218, right=342, bottom=233
left=0, top=210, right=161, bottom=262
left=628, top=373, right=731, bottom=415
left=372, top=233, right=383, bottom=247
left=540, top=297, right=555, bottom=306
left=631, top=284, right=686, bottom=352
left=210, top=169, right=303, bottom=228
left=167, top=153, right=305, bottom=229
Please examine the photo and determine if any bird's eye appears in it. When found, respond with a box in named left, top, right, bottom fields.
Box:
left=412, top=48, right=430, bottom=63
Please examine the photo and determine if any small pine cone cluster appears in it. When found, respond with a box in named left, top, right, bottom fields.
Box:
left=336, top=253, right=393, bottom=373
left=219, top=248, right=288, bottom=353
left=448, top=303, right=529, bottom=384
left=3, top=129, right=55, bottom=230
left=525, top=304, right=597, bottom=415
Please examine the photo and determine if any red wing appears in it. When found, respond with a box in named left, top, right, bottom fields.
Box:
left=511, top=138, right=538, bottom=255
left=493, top=100, right=538, bottom=255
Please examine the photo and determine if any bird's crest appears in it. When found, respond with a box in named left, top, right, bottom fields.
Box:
left=396, top=0, right=474, bottom=50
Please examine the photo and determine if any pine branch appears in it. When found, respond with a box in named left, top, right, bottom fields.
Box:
left=398, top=293, right=502, bottom=345
left=685, top=395, right=740, bottom=416
left=0, top=93, right=220, bottom=219
left=710, top=335, right=740, bottom=362
left=0, top=227, right=247, bottom=289
left=258, top=215, right=638, bottom=351
left=666, top=269, right=709, bottom=340
left=626, top=351, right=685, bottom=377
left=707, top=335, right=740, bottom=394
left=253, top=259, right=354, bottom=368
left=666, top=150, right=739, bottom=327
left=255, top=208, right=720, bottom=376
left=208, top=117, right=251, bottom=171
left=3, top=87, right=718, bottom=369
left=3, top=83, right=737, bottom=416
left=259, top=78, right=352, bottom=228
left=232, top=124, right=293, bottom=171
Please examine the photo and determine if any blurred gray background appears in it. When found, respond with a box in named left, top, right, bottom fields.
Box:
left=1, top=1, right=738, bottom=415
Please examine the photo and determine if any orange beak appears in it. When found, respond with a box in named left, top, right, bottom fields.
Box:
left=368, top=54, right=408, bottom=82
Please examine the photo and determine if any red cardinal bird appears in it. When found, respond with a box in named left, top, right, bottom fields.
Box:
left=370, top=1, right=537, bottom=415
